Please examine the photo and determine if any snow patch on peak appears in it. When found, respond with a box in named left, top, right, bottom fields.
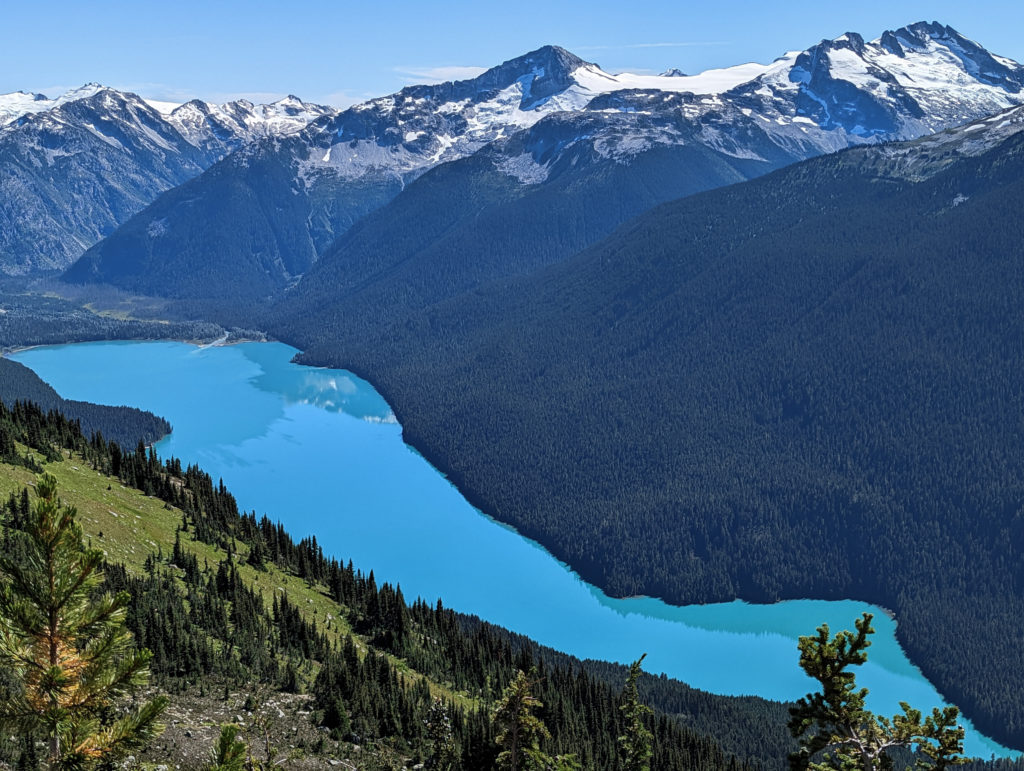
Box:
left=0, top=91, right=51, bottom=125
left=0, top=83, right=113, bottom=125
left=58, top=83, right=107, bottom=100
left=870, top=103, right=1024, bottom=180
left=495, top=152, right=550, bottom=184
left=574, top=60, right=773, bottom=96
left=166, top=95, right=334, bottom=151
left=144, top=99, right=183, bottom=115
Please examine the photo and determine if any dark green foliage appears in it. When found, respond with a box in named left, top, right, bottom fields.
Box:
left=789, top=614, right=966, bottom=771
left=206, top=724, right=247, bottom=771
left=0, top=358, right=170, bottom=448
left=0, top=401, right=771, bottom=769
left=322, top=694, right=351, bottom=739
left=62, top=138, right=401, bottom=303
left=59, top=89, right=799, bottom=313
left=492, top=669, right=553, bottom=770
left=0, top=399, right=86, bottom=470
left=272, top=138, right=778, bottom=347
left=269, top=128, right=1024, bottom=748
left=619, top=655, right=653, bottom=771
left=0, top=473, right=167, bottom=769
left=0, top=290, right=225, bottom=351
left=426, top=697, right=459, bottom=770
left=64, top=140, right=315, bottom=301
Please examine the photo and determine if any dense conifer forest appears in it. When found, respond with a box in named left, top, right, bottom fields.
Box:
left=0, top=358, right=170, bottom=447
left=268, top=132, right=1024, bottom=748
left=0, top=290, right=227, bottom=351
left=264, top=139, right=777, bottom=337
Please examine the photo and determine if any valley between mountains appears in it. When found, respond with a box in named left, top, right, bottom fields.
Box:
left=3, top=16, right=1024, bottom=767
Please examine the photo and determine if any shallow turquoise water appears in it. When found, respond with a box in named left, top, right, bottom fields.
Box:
left=11, top=339, right=1014, bottom=758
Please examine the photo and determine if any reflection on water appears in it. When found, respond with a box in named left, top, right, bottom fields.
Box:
left=10, top=340, right=1016, bottom=759
left=239, top=343, right=396, bottom=422
left=586, top=588, right=916, bottom=679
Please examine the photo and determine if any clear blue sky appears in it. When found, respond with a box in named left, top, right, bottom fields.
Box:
left=4, top=0, right=1023, bottom=107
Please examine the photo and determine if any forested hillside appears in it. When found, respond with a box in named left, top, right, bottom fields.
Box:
left=0, top=400, right=794, bottom=770
left=270, top=124, right=777, bottom=336
left=63, top=106, right=785, bottom=309
left=270, top=125, right=1024, bottom=748
left=62, top=137, right=400, bottom=302
left=0, top=289, right=228, bottom=350
left=0, top=357, right=170, bottom=447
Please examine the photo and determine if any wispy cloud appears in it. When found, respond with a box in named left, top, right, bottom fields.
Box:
left=575, top=41, right=731, bottom=51
left=318, top=89, right=376, bottom=109
left=26, top=84, right=91, bottom=98
left=393, top=65, right=487, bottom=85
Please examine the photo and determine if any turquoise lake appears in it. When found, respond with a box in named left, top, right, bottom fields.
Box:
left=10, top=339, right=1013, bottom=758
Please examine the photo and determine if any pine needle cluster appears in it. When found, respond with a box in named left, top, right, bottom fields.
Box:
left=0, top=473, right=167, bottom=769
left=788, top=613, right=966, bottom=771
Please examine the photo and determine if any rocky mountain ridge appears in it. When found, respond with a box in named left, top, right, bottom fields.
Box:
left=0, top=84, right=333, bottom=273
left=63, top=22, right=1024, bottom=303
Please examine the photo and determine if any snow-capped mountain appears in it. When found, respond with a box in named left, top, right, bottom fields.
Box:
left=163, top=95, right=334, bottom=158
left=63, top=22, right=1024, bottom=301
left=0, top=84, right=333, bottom=273
left=291, top=22, right=1024, bottom=190
left=294, top=45, right=784, bottom=186
left=0, top=83, right=109, bottom=126
left=0, top=83, right=332, bottom=140
left=730, top=22, right=1024, bottom=140
left=49, top=20, right=1024, bottom=296
left=473, top=22, right=1024, bottom=185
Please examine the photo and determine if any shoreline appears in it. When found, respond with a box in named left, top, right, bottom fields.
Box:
left=11, top=336, right=1019, bottom=755
left=2, top=331, right=270, bottom=358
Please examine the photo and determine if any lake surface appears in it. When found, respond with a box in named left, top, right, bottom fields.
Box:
left=11, top=340, right=1013, bottom=758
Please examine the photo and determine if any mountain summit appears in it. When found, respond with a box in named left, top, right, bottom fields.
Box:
left=467, top=44, right=592, bottom=108
left=0, top=85, right=334, bottom=273
left=763, top=22, right=1024, bottom=138
left=62, top=21, right=1024, bottom=298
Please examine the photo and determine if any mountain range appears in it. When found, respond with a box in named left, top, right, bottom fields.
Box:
left=62, top=22, right=1024, bottom=303
left=0, top=85, right=333, bottom=273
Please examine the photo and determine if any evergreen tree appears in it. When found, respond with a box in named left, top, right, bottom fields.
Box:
left=493, top=669, right=552, bottom=771
left=206, top=724, right=246, bottom=771
left=788, top=613, right=966, bottom=771
left=619, top=654, right=653, bottom=771
left=0, top=473, right=167, bottom=769
left=426, top=697, right=459, bottom=770
left=322, top=695, right=351, bottom=740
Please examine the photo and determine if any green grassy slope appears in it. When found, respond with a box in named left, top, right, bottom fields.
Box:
left=0, top=417, right=788, bottom=770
